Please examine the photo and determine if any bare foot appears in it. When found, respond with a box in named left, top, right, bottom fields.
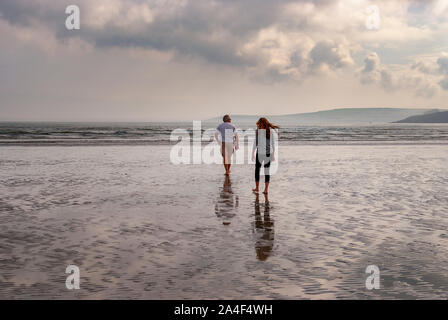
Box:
left=252, top=188, right=259, bottom=193
left=263, top=190, right=268, bottom=194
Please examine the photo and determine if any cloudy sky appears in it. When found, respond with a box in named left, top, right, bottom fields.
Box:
left=1, top=0, right=448, bottom=121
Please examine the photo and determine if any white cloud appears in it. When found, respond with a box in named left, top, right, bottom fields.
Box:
left=239, top=27, right=313, bottom=81
left=431, top=0, right=448, bottom=17
left=360, top=52, right=441, bottom=97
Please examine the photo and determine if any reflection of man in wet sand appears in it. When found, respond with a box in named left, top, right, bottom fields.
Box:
left=215, top=175, right=239, bottom=225
left=254, top=193, right=274, bottom=261
left=215, top=115, right=239, bottom=175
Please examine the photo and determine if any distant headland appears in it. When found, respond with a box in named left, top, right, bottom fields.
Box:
left=394, top=111, right=448, bottom=123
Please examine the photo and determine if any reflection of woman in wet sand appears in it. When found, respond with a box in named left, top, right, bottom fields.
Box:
left=215, top=175, right=239, bottom=225
left=254, top=193, right=274, bottom=261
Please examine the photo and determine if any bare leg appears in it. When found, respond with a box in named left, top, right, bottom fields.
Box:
left=222, top=143, right=232, bottom=175
left=263, top=182, right=269, bottom=194
left=252, top=181, right=259, bottom=193
left=221, top=144, right=227, bottom=174
left=263, top=192, right=269, bottom=204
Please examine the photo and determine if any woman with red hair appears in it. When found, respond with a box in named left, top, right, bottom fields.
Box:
left=252, top=117, right=279, bottom=194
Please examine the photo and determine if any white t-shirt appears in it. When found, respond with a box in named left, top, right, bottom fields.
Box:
left=216, top=122, right=236, bottom=143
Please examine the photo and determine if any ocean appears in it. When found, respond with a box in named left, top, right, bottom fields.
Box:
left=1, top=122, right=448, bottom=145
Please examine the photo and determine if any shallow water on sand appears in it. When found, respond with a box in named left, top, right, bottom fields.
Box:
left=0, top=145, right=447, bottom=299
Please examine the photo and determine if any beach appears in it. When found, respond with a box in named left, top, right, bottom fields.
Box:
left=1, top=144, right=448, bottom=299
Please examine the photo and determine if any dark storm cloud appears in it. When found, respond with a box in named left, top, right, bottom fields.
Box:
left=0, top=0, right=336, bottom=68
left=0, top=0, right=67, bottom=28
left=0, top=1, right=283, bottom=62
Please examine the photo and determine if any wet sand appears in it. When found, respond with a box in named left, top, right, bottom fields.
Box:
left=0, top=145, right=448, bottom=299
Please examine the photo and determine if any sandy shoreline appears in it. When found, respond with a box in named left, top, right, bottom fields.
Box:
left=1, top=145, right=447, bottom=299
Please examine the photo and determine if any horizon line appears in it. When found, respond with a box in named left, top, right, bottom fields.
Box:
left=0, top=106, right=444, bottom=123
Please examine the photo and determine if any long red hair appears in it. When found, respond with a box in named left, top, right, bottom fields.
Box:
left=256, top=117, right=279, bottom=139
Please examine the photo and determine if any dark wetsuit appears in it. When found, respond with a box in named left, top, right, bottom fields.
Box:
left=253, top=129, right=275, bottom=183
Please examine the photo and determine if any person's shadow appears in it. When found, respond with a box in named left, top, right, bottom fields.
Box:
left=254, top=193, right=274, bottom=261
left=215, top=175, right=239, bottom=224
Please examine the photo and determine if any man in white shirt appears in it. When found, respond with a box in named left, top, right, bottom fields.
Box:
left=215, top=115, right=239, bottom=175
